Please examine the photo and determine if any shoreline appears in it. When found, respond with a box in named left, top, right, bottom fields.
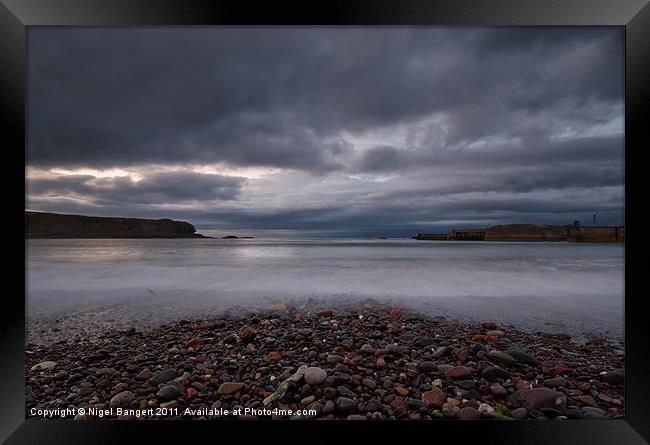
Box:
left=26, top=301, right=624, bottom=420
left=26, top=293, right=625, bottom=347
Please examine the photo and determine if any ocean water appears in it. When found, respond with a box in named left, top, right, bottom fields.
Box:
left=26, top=238, right=625, bottom=340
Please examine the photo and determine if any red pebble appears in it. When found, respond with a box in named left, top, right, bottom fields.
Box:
left=551, top=364, right=572, bottom=376
left=515, top=380, right=532, bottom=390
left=185, top=337, right=203, bottom=349
left=578, top=383, right=591, bottom=392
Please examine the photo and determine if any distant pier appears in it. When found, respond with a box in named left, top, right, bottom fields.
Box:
left=415, top=222, right=624, bottom=243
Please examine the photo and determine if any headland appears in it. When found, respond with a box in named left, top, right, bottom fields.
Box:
left=25, top=211, right=209, bottom=239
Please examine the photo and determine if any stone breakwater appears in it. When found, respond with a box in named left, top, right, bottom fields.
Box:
left=25, top=302, right=624, bottom=420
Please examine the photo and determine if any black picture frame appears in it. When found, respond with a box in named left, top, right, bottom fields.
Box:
left=2, top=0, right=649, bottom=443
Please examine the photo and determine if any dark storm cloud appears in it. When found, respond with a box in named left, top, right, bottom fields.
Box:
left=475, top=28, right=623, bottom=103
left=29, top=171, right=245, bottom=205
left=27, top=27, right=624, bottom=232
left=363, top=165, right=623, bottom=202
left=354, top=135, right=623, bottom=173
left=26, top=189, right=624, bottom=236
left=357, top=146, right=406, bottom=173
left=28, top=27, right=622, bottom=172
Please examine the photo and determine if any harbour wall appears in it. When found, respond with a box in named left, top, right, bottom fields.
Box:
left=416, top=224, right=624, bottom=243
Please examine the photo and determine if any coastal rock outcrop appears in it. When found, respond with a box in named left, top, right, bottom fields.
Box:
left=25, top=211, right=208, bottom=239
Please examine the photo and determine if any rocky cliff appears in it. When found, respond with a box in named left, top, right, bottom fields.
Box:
left=26, top=211, right=208, bottom=239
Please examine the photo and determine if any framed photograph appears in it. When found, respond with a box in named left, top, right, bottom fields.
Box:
left=2, top=0, right=649, bottom=443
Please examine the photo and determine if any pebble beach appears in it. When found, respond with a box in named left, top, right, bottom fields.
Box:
left=25, top=299, right=625, bottom=420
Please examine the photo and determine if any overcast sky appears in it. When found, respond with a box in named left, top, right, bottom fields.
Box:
left=26, top=27, right=624, bottom=236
